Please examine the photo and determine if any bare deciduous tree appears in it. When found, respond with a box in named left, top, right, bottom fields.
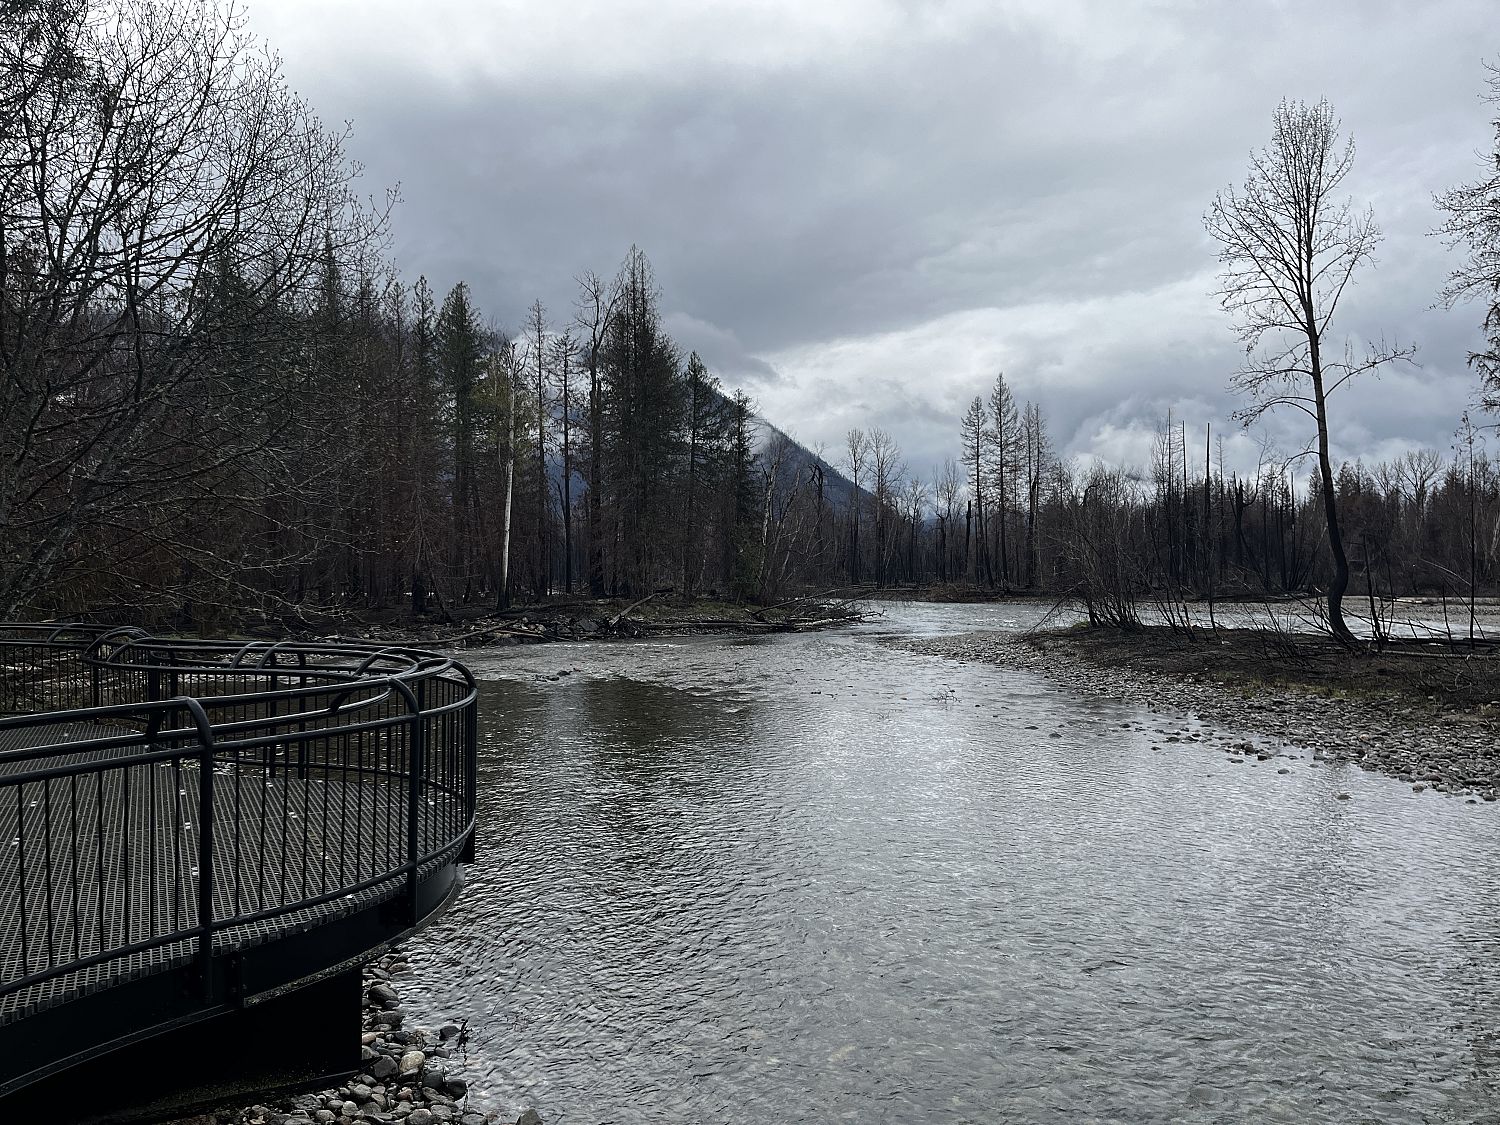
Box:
left=842, top=427, right=869, bottom=584
left=1205, top=98, right=1414, bottom=645
left=1437, top=63, right=1500, bottom=410
left=959, top=397, right=989, bottom=586
left=549, top=330, right=581, bottom=594
left=934, top=458, right=961, bottom=583
left=523, top=299, right=551, bottom=598
left=485, top=344, right=520, bottom=609
left=868, top=427, right=903, bottom=585
left=988, top=372, right=1018, bottom=589
left=573, top=269, right=617, bottom=597
left=0, top=0, right=388, bottom=615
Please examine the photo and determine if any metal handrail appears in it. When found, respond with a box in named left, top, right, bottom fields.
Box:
left=0, top=625, right=478, bottom=1015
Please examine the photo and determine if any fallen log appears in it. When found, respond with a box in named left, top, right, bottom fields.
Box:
left=608, top=589, right=670, bottom=629
left=442, top=623, right=549, bottom=644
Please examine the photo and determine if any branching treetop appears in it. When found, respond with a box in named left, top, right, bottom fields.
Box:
left=1204, top=99, right=1409, bottom=425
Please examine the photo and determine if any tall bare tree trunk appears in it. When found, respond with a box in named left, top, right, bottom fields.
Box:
left=498, top=363, right=516, bottom=610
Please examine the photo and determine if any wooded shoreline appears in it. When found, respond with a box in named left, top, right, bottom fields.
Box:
left=243, top=593, right=875, bottom=648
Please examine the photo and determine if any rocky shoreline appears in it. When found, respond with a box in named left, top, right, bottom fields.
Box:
left=898, top=629, right=1500, bottom=801
left=181, top=950, right=539, bottom=1125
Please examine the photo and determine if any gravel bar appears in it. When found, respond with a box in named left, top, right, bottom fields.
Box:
left=899, top=629, right=1500, bottom=801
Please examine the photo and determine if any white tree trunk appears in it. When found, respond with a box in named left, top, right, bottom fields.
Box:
left=498, top=369, right=516, bottom=607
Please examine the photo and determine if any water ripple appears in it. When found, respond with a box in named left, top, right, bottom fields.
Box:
left=402, top=604, right=1500, bottom=1124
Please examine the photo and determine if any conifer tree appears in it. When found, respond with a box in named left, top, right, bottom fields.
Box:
left=438, top=282, right=486, bottom=598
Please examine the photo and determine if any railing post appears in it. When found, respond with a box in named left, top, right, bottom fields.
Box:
left=462, top=679, right=478, bottom=864
left=181, top=699, right=218, bottom=1004
left=406, top=678, right=426, bottom=925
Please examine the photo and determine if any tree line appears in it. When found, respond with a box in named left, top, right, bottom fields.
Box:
left=930, top=86, right=1500, bottom=640
left=7, top=3, right=1500, bottom=631
left=0, top=1, right=817, bottom=622
left=939, top=393, right=1500, bottom=635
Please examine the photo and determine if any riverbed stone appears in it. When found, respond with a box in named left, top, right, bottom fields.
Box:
left=197, top=951, right=502, bottom=1125
left=371, top=1054, right=398, bottom=1080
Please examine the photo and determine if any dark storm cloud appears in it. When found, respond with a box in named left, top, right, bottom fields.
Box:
left=253, top=0, right=1500, bottom=481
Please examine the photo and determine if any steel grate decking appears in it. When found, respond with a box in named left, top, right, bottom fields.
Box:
left=0, top=626, right=476, bottom=1112
left=0, top=721, right=453, bottom=1025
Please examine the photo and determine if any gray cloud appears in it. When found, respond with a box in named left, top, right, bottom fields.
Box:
left=252, top=0, right=1500, bottom=485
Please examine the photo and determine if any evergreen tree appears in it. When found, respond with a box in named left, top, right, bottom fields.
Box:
left=438, top=282, right=486, bottom=599
left=601, top=247, right=685, bottom=595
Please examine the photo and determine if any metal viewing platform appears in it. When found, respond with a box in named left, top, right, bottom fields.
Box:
left=0, top=624, right=478, bottom=1124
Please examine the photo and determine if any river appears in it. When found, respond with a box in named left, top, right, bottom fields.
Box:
left=400, top=602, right=1500, bottom=1124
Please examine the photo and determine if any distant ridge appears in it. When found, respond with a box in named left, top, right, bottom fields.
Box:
left=750, top=412, right=869, bottom=510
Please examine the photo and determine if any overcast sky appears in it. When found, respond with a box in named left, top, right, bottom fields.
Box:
left=249, top=0, right=1497, bottom=484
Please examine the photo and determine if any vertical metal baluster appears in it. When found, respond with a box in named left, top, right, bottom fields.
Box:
left=231, top=736, right=243, bottom=920
left=67, top=772, right=81, bottom=961
left=258, top=735, right=269, bottom=916
left=41, top=777, right=56, bottom=970
left=303, top=726, right=314, bottom=901
left=390, top=706, right=402, bottom=877
left=122, top=767, right=132, bottom=947
left=408, top=679, right=426, bottom=922
left=280, top=732, right=292, bottom=909
left=147, top=757, right=158, bottom=941
left=354, top=727, right=365, bottom=884
left=320, top=724, right=332, bottom=897
left=185, top=699, right=217, bottom=1003
left=16, top=784, right=29, bottom=974
left=337, top=728, right=350, bottom=889
left=171, top=755, right=185, bottom=934
left=94, top=770, right=106, bottom=953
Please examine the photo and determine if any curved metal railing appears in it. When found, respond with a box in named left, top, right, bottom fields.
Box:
left=0, top=624, right=477, bottom=1032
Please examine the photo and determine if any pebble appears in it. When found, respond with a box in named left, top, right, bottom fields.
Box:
left=180, top=950, right=501, bottom=1125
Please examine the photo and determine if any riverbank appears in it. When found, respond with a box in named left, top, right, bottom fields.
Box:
left=175, top=950, right=537, bottom=1125
left=899, top=625, right=1500, bottom=798
left=258, top=594, right=868, bottom=648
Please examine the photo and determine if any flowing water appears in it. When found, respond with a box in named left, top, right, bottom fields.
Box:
left=401, top=602, right=1500, bottom=1124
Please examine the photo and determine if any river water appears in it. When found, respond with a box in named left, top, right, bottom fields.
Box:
left=402, top=602, right=1500, bottom=1124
